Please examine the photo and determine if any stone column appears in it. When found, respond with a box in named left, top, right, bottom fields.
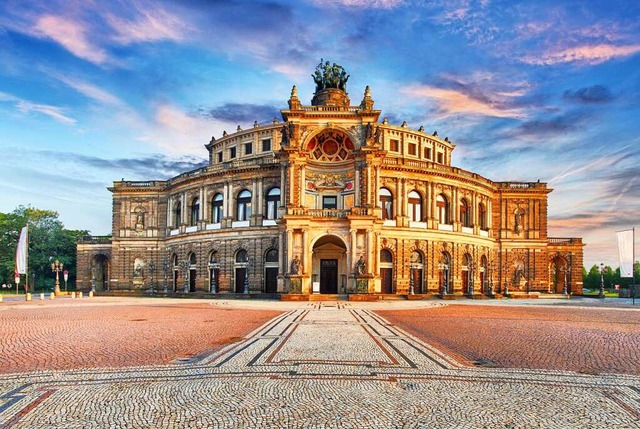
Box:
left=350, top=229, right=357, bottom=273
left=181, top=193, right=187, bottom=225
left=355, top=167, right=361, bottom=206
left=199, top=187, right=205, bottom=222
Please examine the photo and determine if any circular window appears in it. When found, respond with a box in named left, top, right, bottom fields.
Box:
left=306, top=130, right=354, bottom=162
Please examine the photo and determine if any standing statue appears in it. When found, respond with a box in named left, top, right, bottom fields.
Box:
left=355, top=256, right=366, bottom=276
left=290, top=256, right=302, bottom=275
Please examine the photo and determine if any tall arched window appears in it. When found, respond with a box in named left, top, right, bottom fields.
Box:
left=237, top=190, right=252, bottom=221
left=190, top=197, right=200, bottom=226
left=437, top=194, right=449, bottom=224
left=408, top=190, right=422, bottom=222
left=379, top=188, right=393, bottom=220
left=479, top=203, right=487, bottom=230
left=174, top=201, right=182, bottom=227
left=460, top=198, right=470, bottom=227
left=211, top=193, right=223, bottom=224
left=266, top=188, right=281, bottom=220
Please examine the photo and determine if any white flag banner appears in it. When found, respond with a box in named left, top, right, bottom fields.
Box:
left=15, top=226, right=28, bottom=274
left=616, top=229, right=634, bottom=278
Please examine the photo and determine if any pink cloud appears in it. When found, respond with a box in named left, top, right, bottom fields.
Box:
left=107, top=7, right=191, bottom=45
left=33, top=15, right=110, bottom=65
left=400, top=84, right=525, bottom=119
left=523, top=43, right=640, bottom=65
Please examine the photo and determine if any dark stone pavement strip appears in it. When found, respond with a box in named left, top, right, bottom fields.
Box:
left=376, top=304, right=640, bottom=375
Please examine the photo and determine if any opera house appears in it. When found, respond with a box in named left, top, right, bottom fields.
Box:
left=77, top=63, right=583, bottom=298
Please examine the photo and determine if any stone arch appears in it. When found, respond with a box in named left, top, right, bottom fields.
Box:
left=304, top=128, right=356, bottom=162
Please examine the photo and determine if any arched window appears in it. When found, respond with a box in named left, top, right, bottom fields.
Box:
left=237, top=190, right=252, bottom=221
left=190, top=197, right=200, bottom=226
left=379, top=188, right=393, bottom=220
left=266, top=188, right=281, bottom=220
left=236, top=249, right=248, bottom=263
left=211, top=193, right=223, bottom=224
left=437, top=194, right=449, bottom=224
left=174, top=201, right=182, bottom=227
left=408, top=191, right=422, bottom=222
left=460, top=198, right=470, bottom=228
left=479, top=203, right=487, bottom=230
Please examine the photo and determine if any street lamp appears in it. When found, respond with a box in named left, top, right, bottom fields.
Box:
left=503, top=265, right=509, bottom=297
left=409, top=263, right=416, bottom=295
left=63, top=270, right=69, bottom=292
left=438, top=262, right=449, bottom=295
left=599, top=263, right=605, bottom=299
left=209, top=259, right=220, bottom=294
left=468, top=260, right=475, bottom=296
left=488, top=260, right=495, bottom=296
left=51, top=259, right=63, bottom=294
left=162, top=257, right=169, bottom=293
left=243, top=256, right=252, bottom=295
left=148, top=260, right=155, bottom=293
left=562, top=263, right=569, bottom=296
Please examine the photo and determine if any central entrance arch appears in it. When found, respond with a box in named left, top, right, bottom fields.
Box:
left=312, top=235, right=347, bottom=294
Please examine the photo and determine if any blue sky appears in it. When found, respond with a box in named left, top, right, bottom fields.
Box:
left=1, top=0, right=639, bottom=268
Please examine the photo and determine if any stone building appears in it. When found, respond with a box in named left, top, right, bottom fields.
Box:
left=77, top=64, right=584, bottom=297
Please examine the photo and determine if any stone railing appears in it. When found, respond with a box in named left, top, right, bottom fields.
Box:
left=307, top=209, right=349, bottom=218
left=548, top=237, right=583, bottom=245
left=77, top=235, right=112, bottom=244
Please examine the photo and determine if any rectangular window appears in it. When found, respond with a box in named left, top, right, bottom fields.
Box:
left=322, top=196, right=337, bottom=210
left=244, top=142, right=252, bottom=155
left=437, top=152, right=444, bottom=163
left=229, top=147, right=237, bottom=159
left=423, top=147, right=431, bottom=160
left=389, top=139, right=399, bottom=152
left=408, top=143, right=417, bottom=156
left=262, top=138, right=271, bottom=152
left=217, top=152, right=223, bottom=163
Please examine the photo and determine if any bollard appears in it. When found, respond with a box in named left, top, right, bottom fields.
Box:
left=71, top=292, right=76, bottom=299
left=40, top=293, right=45, bottom=300
left=50, top=293, right=55, bottom=300
left=89, top=291, right=94, bottom=298
left=0, top=295, right=3, bottom=302
left=78, top=291, right=83, bottom=299
left=26, top=293, right=32, bottom=301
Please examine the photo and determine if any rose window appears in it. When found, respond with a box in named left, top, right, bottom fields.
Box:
left=306, top=131, right=354, bottom=162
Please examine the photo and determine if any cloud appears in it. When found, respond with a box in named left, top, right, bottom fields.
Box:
left=508, top=110, right=591, bottom=139
left=68, top=153, right=208, bottom=179
left=522, top=44, right=640, bottom=66
left=400, top=84, right=525, bottom=119
left=197, top=103, right=280, bottom=124
left=106, top=6, right=191, bottom=45
left=33, top=14, right=111, bottom=65
left=0, top=91, right=76, bottom=125
left=308, top=0, right=404, bottom=9
left=52, top=74, right=125, bottom=106
left=563, top=85, right=614, bottom=104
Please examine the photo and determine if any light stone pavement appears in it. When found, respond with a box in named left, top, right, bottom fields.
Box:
left=1, top=300, right=639, bottom=428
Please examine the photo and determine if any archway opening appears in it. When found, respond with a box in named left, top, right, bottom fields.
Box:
left=312, top=235, right=347, bottom=294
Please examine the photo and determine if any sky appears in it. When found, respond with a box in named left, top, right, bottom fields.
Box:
left=0, top=0, right=639, bottom=269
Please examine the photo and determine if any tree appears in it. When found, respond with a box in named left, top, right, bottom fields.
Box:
left=583, top=265, right=601, bottom=290
left=0, top=206, right=88, bottom=291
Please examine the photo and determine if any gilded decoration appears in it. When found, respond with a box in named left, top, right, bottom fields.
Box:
left=306, top=130, right=354, bottom=162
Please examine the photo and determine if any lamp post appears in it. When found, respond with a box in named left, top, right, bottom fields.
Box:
left=438, top=262, right=449, bottom=295
left=468, top=260, right=474, bottom=297
left=243, top=256, right=252, bottom=295
left=162, top=257, right=168, bottom=293
left=503, top=265, right=509, bottom=297
left=599, top=263, right=605, bottom=299
left=562, top=263, right=569, bottom=296
left=63, top=270, right=69, bottom=292
left=180, top=260, right=190, bottom=293
left=209, top=260, right=220, bottom=294
left=148, top=260, right=155, bottom=293
left=488, top=260, right=495, bottom=296
left=409, top=263, right=416, bottom=295
left=51, top=259, right=63, bottom=295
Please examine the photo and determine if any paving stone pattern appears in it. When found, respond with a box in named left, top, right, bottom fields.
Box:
left=0, top=300, right=639, bottom=428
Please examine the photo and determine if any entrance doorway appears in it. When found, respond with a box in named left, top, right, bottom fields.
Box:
left=320, top=259, right=338, bottom=294
left=264, top=248, right=278, bottom=293
left=380, top=249, right=393, bottom=293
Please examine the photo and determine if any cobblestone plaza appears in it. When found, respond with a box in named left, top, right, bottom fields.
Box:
left=1, top=297, right=638, bottom=428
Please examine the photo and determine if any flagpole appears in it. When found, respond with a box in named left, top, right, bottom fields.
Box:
left=633, top=227, right=636, bottom=305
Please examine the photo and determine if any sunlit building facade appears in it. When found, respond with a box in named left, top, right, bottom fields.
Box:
left=77, top=65, right=584, bottom=297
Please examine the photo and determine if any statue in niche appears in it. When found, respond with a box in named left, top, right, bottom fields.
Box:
left=355, top=256, right=366, bottom=276
left=135, top=211, right=145, bottom=230
left=290, top=255, right=302, bottom=275
left=514, top=208, right=525, bottom=234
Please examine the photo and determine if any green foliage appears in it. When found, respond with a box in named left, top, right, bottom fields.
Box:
left=582, top=261, right=640, bottom=291
left=0, top=206, right=88, bottom=291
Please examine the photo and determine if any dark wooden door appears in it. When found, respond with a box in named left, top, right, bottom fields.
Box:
left=235, top=268, right=246, bottom=293
left=189, top=269, right=197, bottom=292
left=320, top=259, right=338, bottom=294
left=381, top=268, right=393, bottom=294
left=265, top=267, right=278, bottom=293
